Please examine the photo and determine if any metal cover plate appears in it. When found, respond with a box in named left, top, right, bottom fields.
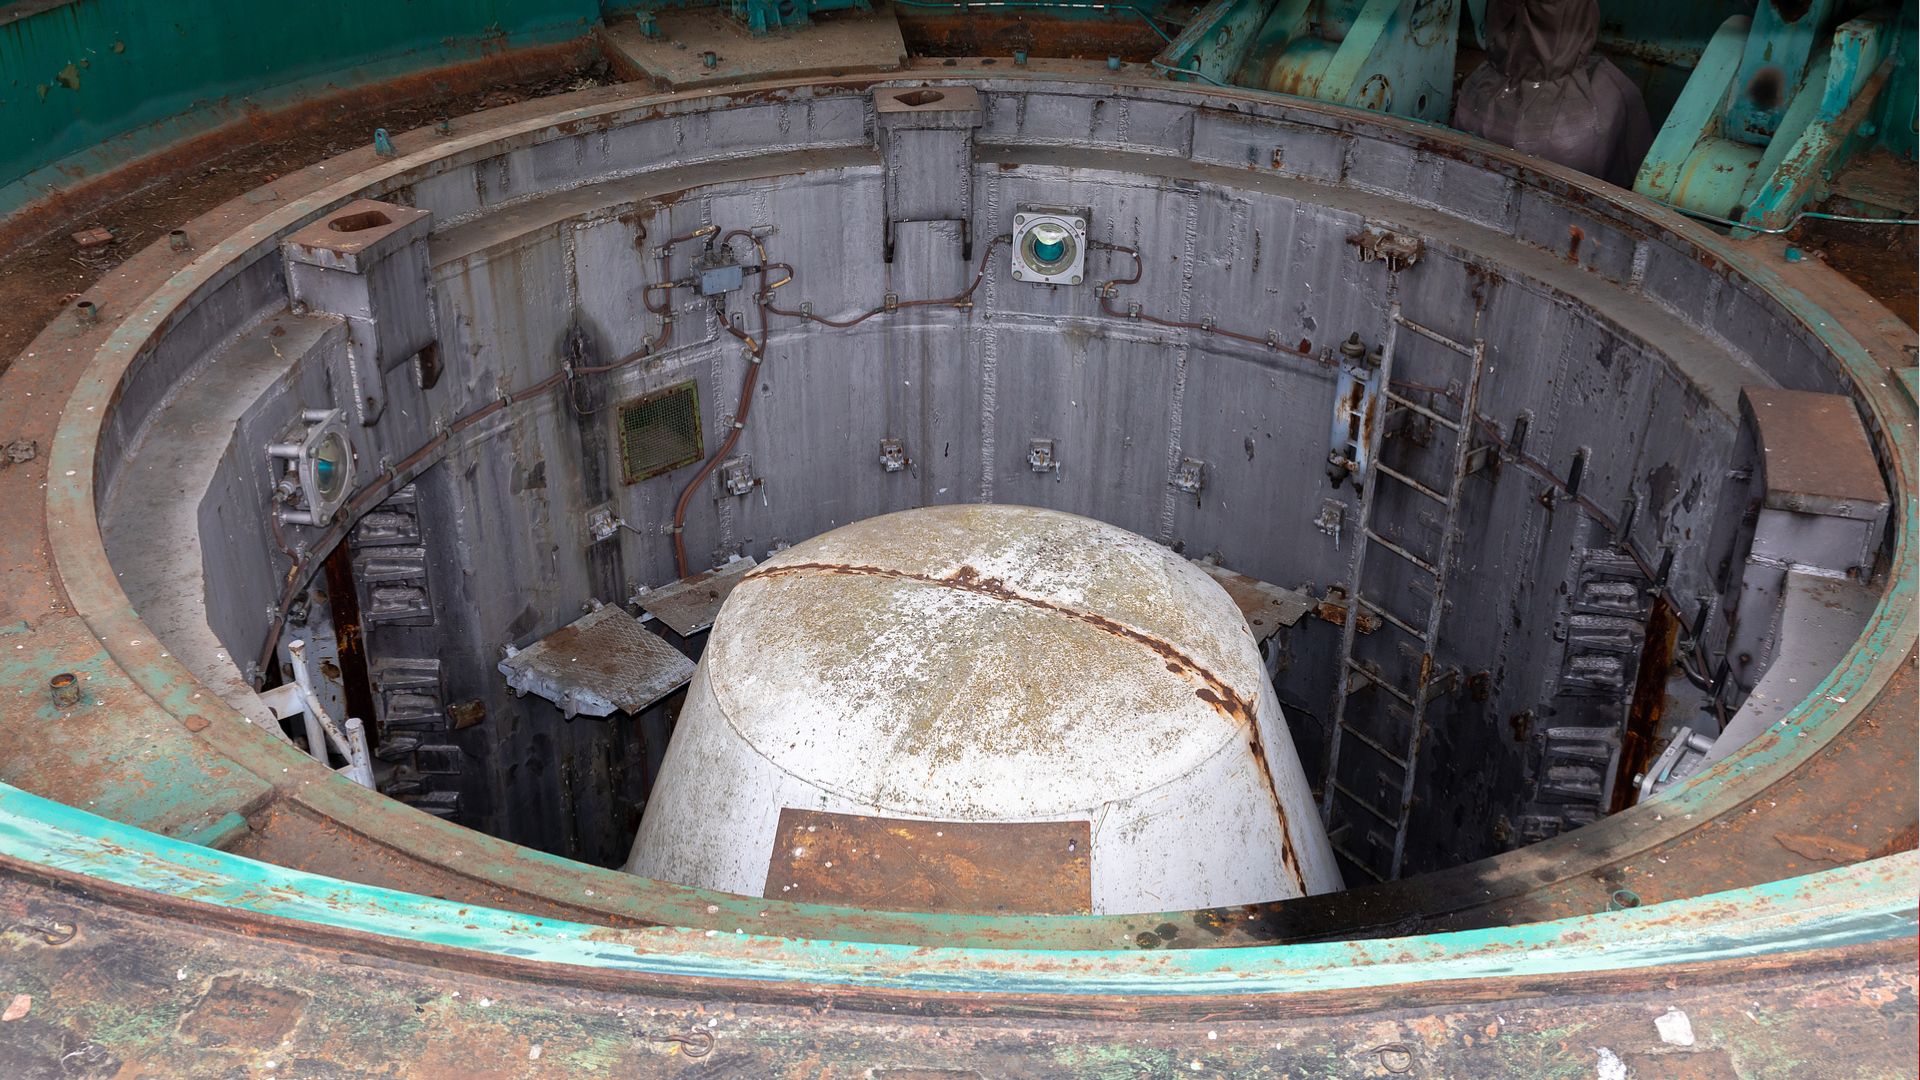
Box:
left=637, top=557, right=758, bottom=636
left=1193, top=561, right=1313, bottom=642
left=764, top=809, right=1091, bottom=915
left=1741, top=387, right=1889, bottom=519
left=497, top=606, right=693, bottom=717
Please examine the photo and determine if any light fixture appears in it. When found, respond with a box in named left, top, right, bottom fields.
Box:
left=1011, top=207, right=1088, bottom=286
left=269, top=409, right=356, bottom=526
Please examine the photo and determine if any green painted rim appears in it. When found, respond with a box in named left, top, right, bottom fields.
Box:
left=2, top=779, right=1912, bottom=993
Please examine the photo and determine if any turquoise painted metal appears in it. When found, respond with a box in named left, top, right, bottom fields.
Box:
left=1877, top=2, right=1918, bottom=160
left=1633, top=1, right=1911, bottom=231
left=1156, top=0, right=1459, bottom=122
left=0, top=0, right=599, bottom=220
left=0, top=776, right=1911, bottom=992
left=734, top=0, right=871, bottom=34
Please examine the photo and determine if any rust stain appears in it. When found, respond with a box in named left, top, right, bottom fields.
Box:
left=750, top=560, right=1259, bottom=719
left=746, top=560, right=1308, bottom=894
left=1613, top=599, right=1677, bottom=814
left=765, top=808, right=1091, bottom=915
left=178, top=975, right=310, bottom=1047
left=1773, top=832, right=1872, bottom=864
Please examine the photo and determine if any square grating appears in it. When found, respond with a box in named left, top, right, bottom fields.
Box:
left=618, top=381, right=704, bottom=483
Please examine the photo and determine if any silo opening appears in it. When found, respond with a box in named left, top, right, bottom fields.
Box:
left=90, top=80, right=1893, bottom=911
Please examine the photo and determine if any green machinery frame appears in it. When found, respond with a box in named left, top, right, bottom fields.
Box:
left=1634, top=0, right=1918, bottom=232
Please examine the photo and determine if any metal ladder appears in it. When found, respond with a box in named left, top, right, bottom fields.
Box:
left=1320, top=301, right=1488, bottom=882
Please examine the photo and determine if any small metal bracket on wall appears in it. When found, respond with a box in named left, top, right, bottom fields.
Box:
left=586, top=504, right=623, bottom=542
left=875, top=86, right=983, bottom=263
left=281, top=199, right=436, bottom=427
left=1027, top=438, right=1058, bottom=473
left=1316, top=498, right=1345, bottom=545
left=1326, top=333, right=1383, bottom=493
left=719, top=456, right=758, bottom=497
left=1171, top=457, right=1206, bottom=495
left=879, top=438, right=908, bottom=473
left=1350, top=226, right=1424, bottom=272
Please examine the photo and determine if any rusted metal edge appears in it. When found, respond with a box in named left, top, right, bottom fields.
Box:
left=0, top=780, right=1910, bottom=1007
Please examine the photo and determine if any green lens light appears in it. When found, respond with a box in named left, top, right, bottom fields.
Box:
left=1025, top=222, right=1072, bottom=269
left=312, top=434, right=349, bottom=500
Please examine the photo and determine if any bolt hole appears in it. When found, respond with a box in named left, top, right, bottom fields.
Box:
left=1608, top=888, right=1641, bottom=911
left=1745, top=67, right=1785, bottom=111
left=328, top=210, right=392, bottom=233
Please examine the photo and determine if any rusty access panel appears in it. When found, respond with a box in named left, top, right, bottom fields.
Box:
left=765, top=809, right=1091, bottom=915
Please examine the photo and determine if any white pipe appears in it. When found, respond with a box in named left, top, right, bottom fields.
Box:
left=285, top=640, right=329, bottom=765
left=341, top=717, right=377, bottom=790
left=286, top=639, right=375, bottom=790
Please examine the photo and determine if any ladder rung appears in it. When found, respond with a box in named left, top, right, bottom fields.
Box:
left=1373, top=461, right=1451, bottom=504
left=1329, top=780, right=1398, bottom=826
left=1363, top=529, right=1439, bottom=576
left=1331, top=842, right=1387, bottom=882
left=1384, top=390, right=1462, bottom=433
left=1347, top=660, right=1417, bottom=711
left=1392, top=314, right=1475, bottom=356
left=1357, top=596, right=1427, bottom=641
left=1337, top=708, right=1411, bottom=765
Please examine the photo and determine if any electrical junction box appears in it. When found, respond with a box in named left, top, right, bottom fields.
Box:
left=696, top=261, right=745, bottom=296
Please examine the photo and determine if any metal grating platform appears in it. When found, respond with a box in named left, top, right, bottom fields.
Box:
left=636, top=556, right=759, bottom=637
left=1192, top=561, right=1314, bottom=643
left=497, top=605, right=694, bottom=718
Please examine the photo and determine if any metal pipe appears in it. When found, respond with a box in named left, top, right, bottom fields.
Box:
left=1658, top=202, right=1920, bottom=233
left=1148, top=59, right=1230, bottom=86
left=286, top=639, right=374, bottom=789
left=341, top=717, right=377, bottom=790
left=285, top=640, right=329, bottom=765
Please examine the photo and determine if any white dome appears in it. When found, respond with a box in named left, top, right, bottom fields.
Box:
left=707, top=504, right=1266, bottom=818
left=625, top=505, right=1341, bottom=914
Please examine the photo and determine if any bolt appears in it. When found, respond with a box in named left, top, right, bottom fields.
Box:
left=1784, top=246, right=1804, bottom=262
left=702, top=51, right=719, bottom=69
left=434, top=115, right=453, bottom=136
left=1107, top=56, right=1121, bottom=71
left=373, top=128, right=395, bottom=157
left=167, top=229, right=191, bottom=252
left=75, top=300, right=99, bottom=323
left=49, top=673, right=80, bottom=709
left=1340, top=331, right=1365, bottom=361
left=1013, top=50, right=1028, bottom=66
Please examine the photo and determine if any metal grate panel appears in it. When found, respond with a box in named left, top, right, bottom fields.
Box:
left=618, top=381, right=703, bottom=483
